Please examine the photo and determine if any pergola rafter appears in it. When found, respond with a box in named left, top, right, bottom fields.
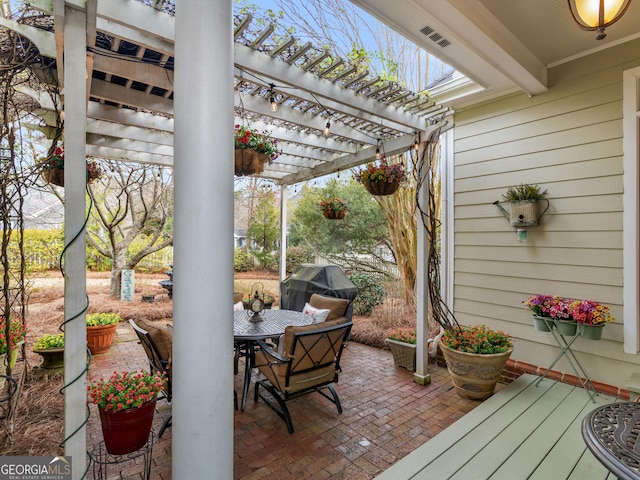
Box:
left=13, top=0, right=449, bottom=185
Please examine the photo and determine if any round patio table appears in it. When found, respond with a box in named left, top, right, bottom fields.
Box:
left=234, top=309, right=312, bottom=410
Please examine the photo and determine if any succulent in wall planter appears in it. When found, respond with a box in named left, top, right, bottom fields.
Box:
left=495, top=183, right=549, bottom=227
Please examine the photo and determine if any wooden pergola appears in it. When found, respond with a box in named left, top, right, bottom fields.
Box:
left=4, top=1, right=450, bottom=184
left=1, top=1, right=451, bottom=478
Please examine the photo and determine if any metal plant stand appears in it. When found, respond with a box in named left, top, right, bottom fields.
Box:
left=534, top=318, right=597, bottom=402
left=89, top=430, right=156, bottom=480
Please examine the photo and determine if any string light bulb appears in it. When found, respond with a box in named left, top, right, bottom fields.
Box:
left=413, top=133, right=420, bottom=151
left=375, top=138, right=381, bottom=159
left=269, top=84, right=277, bottom=112
left=324, top=120, right=331, bottom=137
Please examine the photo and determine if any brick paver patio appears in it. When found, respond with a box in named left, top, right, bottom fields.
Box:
left=86, top=323, right=480, bottom=479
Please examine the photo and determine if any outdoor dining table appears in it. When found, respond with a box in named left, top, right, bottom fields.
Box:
left=581, top=402, right=640, bottom=480
left=233, top=309, right=313, bottom=410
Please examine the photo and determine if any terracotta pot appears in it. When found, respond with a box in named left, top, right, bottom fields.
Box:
left=99, top=399, right=156, bottom=454
left=42, top=168, right=64, bottom=187
left=322, top=209, right=346, bottom=220
left=440, top=342, right=513, bottom=400
left=362, top=179, right=400, bottom=196
left=234, top=149, right=268, bottom=176
left=87, top=323, right=117, bottom=355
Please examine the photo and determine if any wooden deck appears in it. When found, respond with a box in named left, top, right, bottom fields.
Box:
left=375, top=374, right=619, bottom=480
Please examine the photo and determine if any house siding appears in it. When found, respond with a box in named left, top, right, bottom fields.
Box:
left=452, top=38, right=640, bottom=388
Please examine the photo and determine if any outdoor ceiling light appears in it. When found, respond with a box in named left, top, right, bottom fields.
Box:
left=269, top=84, right=278, bottom=112
left=375, top=138, right=381, bottom=159
left=324, top=120, right=331, bottom=137
left=568, top=0, right=632, bottom=40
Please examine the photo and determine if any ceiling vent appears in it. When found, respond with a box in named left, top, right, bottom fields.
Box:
left=419, top=25, right=450, bottom=48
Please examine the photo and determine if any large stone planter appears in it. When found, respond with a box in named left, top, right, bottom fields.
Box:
left=385, top=338, right=416, bottom=371
left=440, top=342, right=513, bottom=400
left=33, top=347, right=65, bottom=369
left=87, top=324, right=117, bottom=355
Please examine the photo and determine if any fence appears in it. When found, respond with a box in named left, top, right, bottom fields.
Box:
left=314, top=255, right=399, bottom=278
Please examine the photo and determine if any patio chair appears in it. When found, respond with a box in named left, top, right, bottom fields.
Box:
left=253, top=318, right=353, bottom=433
left=128, top=318, right=173, bottom=437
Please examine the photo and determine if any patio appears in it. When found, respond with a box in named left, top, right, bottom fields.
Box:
left=86, top=323, right=479, bottom=479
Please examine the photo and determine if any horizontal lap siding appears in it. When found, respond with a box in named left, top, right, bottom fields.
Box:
left=452, top=41, right=640, bottom=387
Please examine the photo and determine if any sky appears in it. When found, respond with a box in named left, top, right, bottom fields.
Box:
left=233, top=0, right=453, bottom=90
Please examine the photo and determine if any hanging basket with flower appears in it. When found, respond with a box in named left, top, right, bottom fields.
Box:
left=354, top=157, right=408, bottom=196
left=319, top=198, right=348, bottom=220
left=234, top=125, right=282, bottom=176
left=88, top=369, right=166, bottom=454
left=40, top=146, right=103, bottom=187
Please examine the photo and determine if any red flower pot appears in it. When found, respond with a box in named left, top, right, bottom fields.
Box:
left=98, top=399, right=156, bottom=454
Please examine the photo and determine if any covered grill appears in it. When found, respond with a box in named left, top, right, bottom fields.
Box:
left=280, top=264, right=358, bottom=319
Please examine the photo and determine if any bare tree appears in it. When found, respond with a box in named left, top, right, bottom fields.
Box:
left=87, top=161, right=173, bottom=298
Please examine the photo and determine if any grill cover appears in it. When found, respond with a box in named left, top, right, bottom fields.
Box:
left=280, top=264, right=358, bottom=319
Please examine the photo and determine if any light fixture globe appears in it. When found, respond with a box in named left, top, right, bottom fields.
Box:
left=568, top=0, right=632, bottom=40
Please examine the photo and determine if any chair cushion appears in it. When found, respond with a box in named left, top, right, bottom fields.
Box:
left=134, top=319, right=173, bottom=363
left=302, top=302, right=330, bottom=324
left=256, top=318, right=350, bottom=392
left=309, top=294, right=349, bottom=321
left=233, top=301, right=244, bottom=311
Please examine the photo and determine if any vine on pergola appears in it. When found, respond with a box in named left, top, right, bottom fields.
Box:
left=412, top=131, right=459, bottom=331
left=0, top=7, right=52, bottom=443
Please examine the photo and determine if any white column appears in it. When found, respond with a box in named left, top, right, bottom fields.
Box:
left=414, top=142, right=431, bottom=386
left=173, top=1, right=234, bottom=478
left=62, top=5, right=87, bottom=478
left=279, top=185, right=288, bottom=281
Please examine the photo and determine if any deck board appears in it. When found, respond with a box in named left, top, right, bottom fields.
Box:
left=374, top=374, right=618, bottom=480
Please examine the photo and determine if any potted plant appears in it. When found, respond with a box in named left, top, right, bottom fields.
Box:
left=496, top=183, right=549, bottom=227
left=0, top=317, right=27, bottom=388
left=0, top=317, right=27, bottom=368
left=354, top=157, right=408, bottom=196
left=319, top=198, right=348, bottom=220
left=524, top=294, right=614, bottom=340
left=234, top=125, right=282, bottom=176
left=141, top=292, right=156, bottom=303
left=384, top=327, right=416, bottom=371
left=40, top=145, right=103, bottom=187
left=440, top=324, right=513, bottom=400
left=32, top=332, right=65, bottom=369
left=86, top=313, right=120, bottom=355
left=88, top=369, right=165, bottom=454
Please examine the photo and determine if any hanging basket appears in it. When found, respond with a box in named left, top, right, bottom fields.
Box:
left=234, top=149, right=268, bottom=176
left=42, top=168, right=64, bottom=187
left=323, top=209, right=346, bottom=220
left=362, top=179, right=400, bottom=196
left=98, top=399, right=156, bottom=455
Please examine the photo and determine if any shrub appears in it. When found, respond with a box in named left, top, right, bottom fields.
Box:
left=234, top=248, right=253, bottom=272
left=349, top=271, right=385, bottom=316
left=285, top=246, right=315, bottom=273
